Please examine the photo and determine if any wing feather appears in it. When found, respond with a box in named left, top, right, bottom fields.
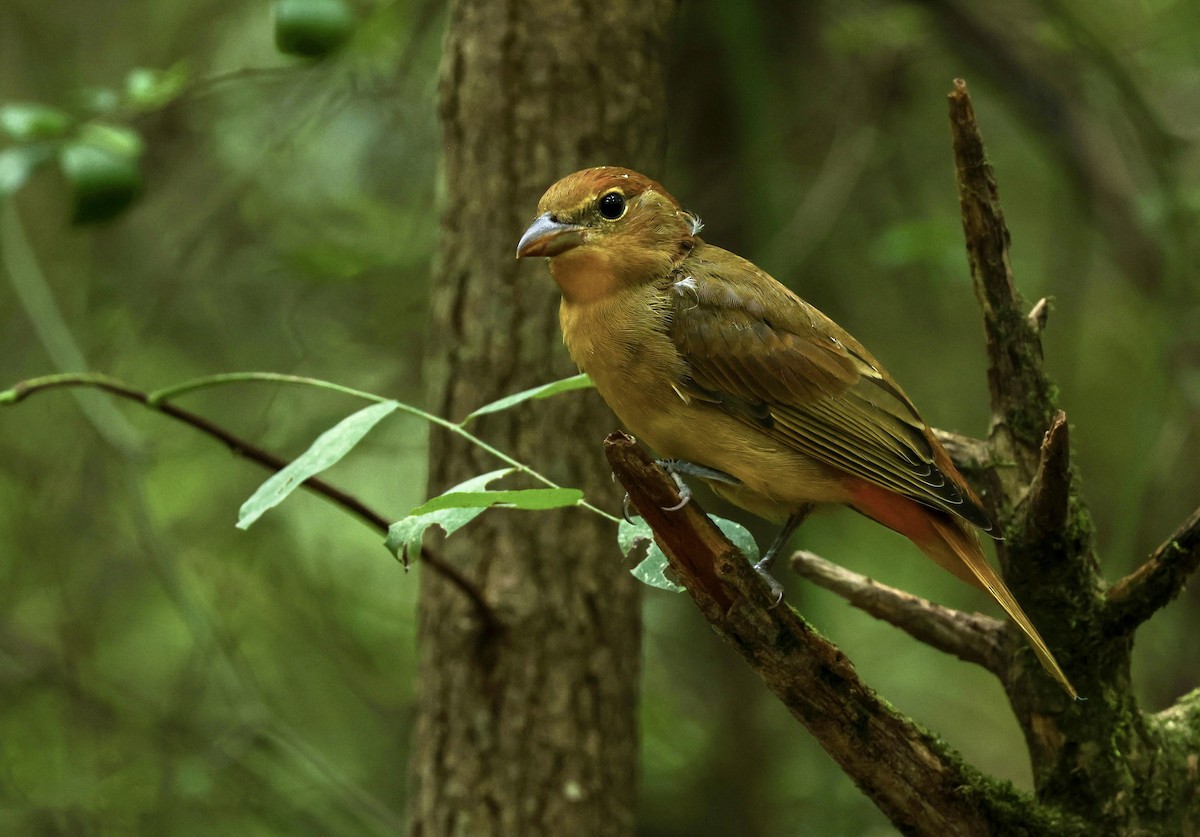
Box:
left=667, top=248, right=994, bottom=531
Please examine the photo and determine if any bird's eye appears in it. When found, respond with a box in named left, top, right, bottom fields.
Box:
left=598, top=191, right=626, bottom=220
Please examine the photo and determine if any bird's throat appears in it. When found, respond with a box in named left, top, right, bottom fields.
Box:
left=548, top=249, right=625, bottom=305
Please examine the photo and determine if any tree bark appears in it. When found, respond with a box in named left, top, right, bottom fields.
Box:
left=410, top=2, right=676, bottom=835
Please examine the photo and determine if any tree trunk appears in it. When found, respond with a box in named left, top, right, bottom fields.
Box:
left=410, top=2, right=676, bottom=835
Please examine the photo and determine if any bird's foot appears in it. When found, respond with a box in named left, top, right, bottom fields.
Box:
left=655, top=459, right=740, bottom=511
left=655, top=459, right=742, bottom=486
left=652, top=455, right=734, bottom=508
left=752, top=507, right=813, bottom=608
left=752, top=558, right=787, bottom=607
left=620, top=474, right=689, bottom=519
left=661, top=470, right=693, bottom=511
left=620, top=459, right=741, bottom=519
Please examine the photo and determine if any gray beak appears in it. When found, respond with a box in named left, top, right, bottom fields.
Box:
left=516, top=212, right=584, bottom=258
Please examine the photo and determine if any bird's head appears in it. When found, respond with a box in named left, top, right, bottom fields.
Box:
left=517, top=167, right=701, bottom=302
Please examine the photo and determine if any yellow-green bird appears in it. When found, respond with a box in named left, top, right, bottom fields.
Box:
left=517, top=166, right=1076, bottom=699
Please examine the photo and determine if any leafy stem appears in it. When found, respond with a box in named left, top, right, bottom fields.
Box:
left=144, top=371, right=618, bottom=523
left=2, top=370, right=621, bottom=631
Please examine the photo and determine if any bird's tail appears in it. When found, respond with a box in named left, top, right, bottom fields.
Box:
left=848, top=481, right=1078, bottom=699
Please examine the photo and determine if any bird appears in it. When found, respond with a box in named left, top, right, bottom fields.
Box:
left=516, top=166, right=1076, bottom=699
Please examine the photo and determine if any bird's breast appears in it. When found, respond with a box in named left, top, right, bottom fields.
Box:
left=559, top=289, right=683, bottom=433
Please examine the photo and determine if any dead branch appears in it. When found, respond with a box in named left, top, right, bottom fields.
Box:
left=1021, top=411, right=1072, bottom=541
left=789, top=549, right=1006, bottom=676
left=1105, top=504, right=1200, bottom=634
left=948, top=78, right=1057, bottom=480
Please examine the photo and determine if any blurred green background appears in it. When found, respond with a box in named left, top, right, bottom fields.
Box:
left=2, top=0, right=1198, bottom=834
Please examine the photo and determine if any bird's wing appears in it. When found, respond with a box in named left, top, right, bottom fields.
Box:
left=666, top=252, right=994, bottom=531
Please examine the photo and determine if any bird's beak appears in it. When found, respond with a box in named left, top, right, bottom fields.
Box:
left=516, top=213, right=584, bottom=258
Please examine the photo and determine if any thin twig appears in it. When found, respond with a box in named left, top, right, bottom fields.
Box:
left=790, top=550, right=1006, bottom=675
left=1105, top=505, right=1200, bottom=634
left=2, top=373, right=501, bottom=633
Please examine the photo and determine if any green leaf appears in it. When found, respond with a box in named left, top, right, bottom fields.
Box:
left=460, top=373, right=593, bottom=425
left=0, top=102, right=72, bottom=142
left=78, top=87, right=120, bottom=115
left=411, top=487, right=583, bottom=514
left=274, top=0, right=356, bottom=58
left=124, top=64, right=189, bottom=110
left=77, top=122, right=144, bottom=158
left=385, top=469, right=515, bottom=566
left=59, top=125, right=146, bottom=224
left=0, top=145, right=52, bottom=197
left=619, top=515, right=759, bottom=593
left=620, top=519, right=685, bottom=592
left=59, top=143, right=140, bottom=224
left=712, top=517, right=760, bottom=563
left=237, top=400, right=400, bottom=529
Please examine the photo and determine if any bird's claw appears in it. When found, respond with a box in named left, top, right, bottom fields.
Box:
left=662, top=471, right=692, bottom=511
left=753, top=556, right=786, bottom=608
left=616, top=464, right=694, bottom=520
left=654, top=458, right=734, bottom=512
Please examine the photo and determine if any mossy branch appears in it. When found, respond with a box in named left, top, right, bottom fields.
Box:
left=605, top=432, right=1082, bottom=836
left=1105, top=504, right=1200, bottom=634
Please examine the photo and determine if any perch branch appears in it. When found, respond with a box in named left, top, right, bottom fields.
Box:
left=605, top=431, right=1073, bottom=835
left=1105, top=504, right=1200, bottom=634
left=1, top=374, right=500, bottom=633
left=789, top=550, right=1006, bottom=676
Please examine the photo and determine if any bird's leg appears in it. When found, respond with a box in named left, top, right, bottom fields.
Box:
left=620, top=459, right=741, bottom=520
left=753, top=504, right=814, bottom=606
left=655, top=459, right=741, bottom=511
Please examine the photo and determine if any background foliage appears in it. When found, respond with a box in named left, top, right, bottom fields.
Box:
left=2, top=0, right=1198, bottom=833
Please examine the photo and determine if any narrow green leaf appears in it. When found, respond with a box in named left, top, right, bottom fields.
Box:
left=77, top=122, right=144, bottom=158
left=0, top=103, right=71, bottom=142
left=460, top=373, right=593, bottom=425
left=411, top=487, right=583, bottom=514
left=385, top=469, right=515, bottom=566
left=238, top=400, right=400, bottom=529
